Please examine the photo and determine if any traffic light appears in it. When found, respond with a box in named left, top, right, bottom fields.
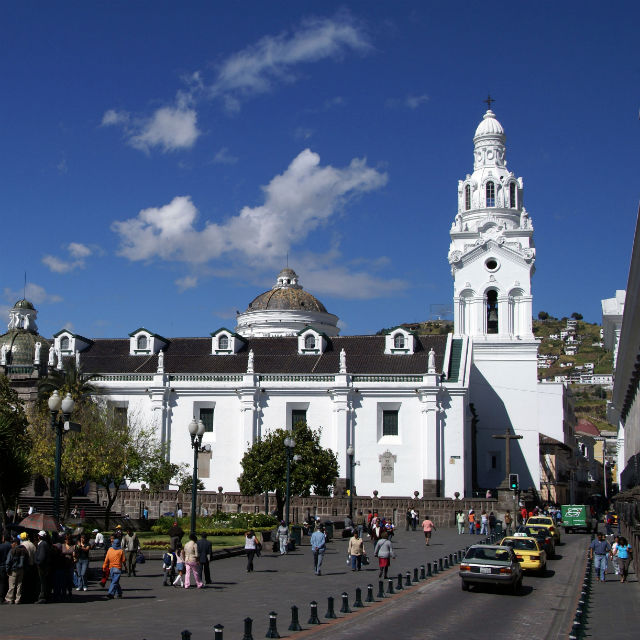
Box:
left=509, top=473, right=519, bottom=491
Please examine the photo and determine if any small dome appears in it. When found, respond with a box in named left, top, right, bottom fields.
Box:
left=0, top=330, right=50, bottom=366
left=247, top=288, right=327, bottom=313
left=474, top=110, right=505, bottom=138
left=14, top=299, right=35, bottom=310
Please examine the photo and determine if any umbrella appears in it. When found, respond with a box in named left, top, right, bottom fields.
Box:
left=19, top=513, right=59, bottom=531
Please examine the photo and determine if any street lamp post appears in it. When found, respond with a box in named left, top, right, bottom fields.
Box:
left=284, top=437, right=301, bottom=527
left=346, top=445, right=355, bottom=519
left=188, top=418, right=206, bottom=537
left=48, top=390, right=76, bottom=524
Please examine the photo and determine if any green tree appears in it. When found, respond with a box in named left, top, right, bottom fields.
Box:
left=571, top=312, right=583, bottom=320
left=37, top=361, right=99, bottom=404
left=237, top=424, right=338, bottom=520
left=177, top=470, right=205, bottom=494
left=537, top=311, right=550, bottom=320
left=0, top=376, right=31, bottom=530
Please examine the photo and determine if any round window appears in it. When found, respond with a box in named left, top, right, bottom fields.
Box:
left=485, top=258, right=499, bottom=272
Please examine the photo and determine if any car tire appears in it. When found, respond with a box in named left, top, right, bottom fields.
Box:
left=461, top=580, right=469, bottom=591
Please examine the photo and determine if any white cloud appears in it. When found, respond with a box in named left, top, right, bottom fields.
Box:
left=386, top=93, right=430, bottom=110
left=211, top=17, right=370, bottom=105
left=68, top=242, right=92, bottom=259
left=4, top=283, right=62, bottom=305
left=42, top=255, right=76, bottom=273
left=213, top=147, right=238, bottom=165
left=175, top=275, right=198, bottom=291
left=302, top=266, right=407, bottom=299
left=112, top=149, right=387, bottom=266
left=101, top=109, right=130, bottom=126
left=129, top=106, right=200, bottom=153
left=294, top=127, right=314, bottom=140
left=42, top=243, right=94, bottom=273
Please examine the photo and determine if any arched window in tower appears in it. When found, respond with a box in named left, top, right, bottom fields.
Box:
left=394, top=334, right=405, bottom=349
left=509, top=182, right=517, bottom=208
left=486, top=290, right=499, bottom=334
left=60, top=336, right=70, bottom=351
left=218, top=335, right=229, bottom=350
left=137, top=335, right=148, bottom=350
left=464, top=184, right=471, bottom=211
left=486, top=181, right=495, bottom=208
left=304, top=334, right=316, bottom=350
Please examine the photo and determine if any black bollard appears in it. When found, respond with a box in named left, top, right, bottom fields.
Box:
left=377, top=580, right=385, bottom=598
left=413, top=568, right=419, bottom=583
left=387, top=578, right=394, bottom=594
left=420, top=565, right=426, bottom=580
left=427, top=562, right=432, bottom=577
left=353, top=587, right=364, bottom=608
left=214, top=625, right=224, bottom=640
left=288, top=606, right=302, bottom=632
left=396, top=573, right=404, bottom=591
left=181, top=632, right=192, bottom=640
left=308, top=602, right=320, bottom=625
left=444, top=558, right=449, bottom=570
left=433, top=560, right=438, bottom=574
left=340, top=592, right=352, bottom=614
left=438, top=557, right=443, bottom=572
left=405, top=572, right=412, bottom=587
left=265, top=612, right=280, bottom=639
left=366, top=584, right=375, bottom=602
left=243, top=618, right=254, bottom=640
left=449, top=553, right=454, bottom=566
left=325, top=597, right=337, bottom=619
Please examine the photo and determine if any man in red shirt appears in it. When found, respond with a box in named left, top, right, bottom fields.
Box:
left=421, top=516, right=436, bottom=546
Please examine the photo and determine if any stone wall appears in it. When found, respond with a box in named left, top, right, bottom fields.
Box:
left=99, top=488, right=499, bottom=528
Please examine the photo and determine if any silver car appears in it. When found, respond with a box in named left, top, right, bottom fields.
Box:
left=459, top=544, right=523, bottom=594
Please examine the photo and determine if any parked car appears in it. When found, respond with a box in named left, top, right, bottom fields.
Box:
left=459, top=544, right=523, bottom=594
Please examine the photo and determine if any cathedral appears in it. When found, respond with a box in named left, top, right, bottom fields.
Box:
left=0, top=109, right=573, bottom=499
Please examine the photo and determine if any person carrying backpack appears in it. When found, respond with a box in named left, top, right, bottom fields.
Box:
left=5, top=536, right=28, bottom=604
left=162, top=547, right=176, bottom=586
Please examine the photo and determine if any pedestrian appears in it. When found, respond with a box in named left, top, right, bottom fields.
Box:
left=370, top=518, right=382, bottom=544
left=93, top=529, right=105, bottom=549
left=504, top=510, right=513, bottom=536
left=168, top=521, right=184, bottom=552
left=74, top=533, right=91, bottom=591
left=348, top=530, right=366, bottom=571
left=374, top=532, right=395, bottom=579
left=488, top=511, right=496, bottom=536
left=103, top=537, right=126, bottom=599
left=468, top=510, right=476, bottom=535
left=0, top=530, right=11, bottom=602
left=310, top=525, right=326, bottom=576
left=405, top=509, right=412, bottom=531
left=142, top=507, right=149, bottom=520
left=60, top=534, right=75, bottom=600
left=421, top=515, right=436, bottom=546
left=616, top=537, right=633, bottom=583
left=162, top=546, right=176, bottom=586
left=173, top=546, right=185, bottom=587
left=5, top=535, right=28, bottom=604
left=177, top=506, right=183, bottom=519
left=197, top=533, right=213, bottom=584
left=520, top=506, right=527, bottom=525
left=589, top=532, right=611, bottom=583
left=605, top=512, right=613, bottom=536
left=183, top=533, right=203, bottom=588
left=122, top=528, right=140, bottom=576
left=277, top=521, right=289, bottom=555
left=34, top=531, right=50, bottom=603
left=456, top=510, right=466, bottom=534
left=356, top=511, right=366, bottom=539
left=411, top=508, right=418, bottom=531
left=480, top=510, right=489, bottom=535
left=244, top=530, right=260, bottom=573
left=80, top=508, right=86, bottom=520
left=19, top=531, right=36, bottom=602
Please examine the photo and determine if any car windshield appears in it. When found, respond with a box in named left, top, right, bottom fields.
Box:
left=465, top=547, right=511, bottom=562
left=503, top=539, right=537, bottom=551
left=527, top=517, right=552, bottom=525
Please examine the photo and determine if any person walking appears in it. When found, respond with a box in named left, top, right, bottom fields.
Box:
left=276, top=521, right=289, bottom=555
left=183, top=533, right=203, bottom=588
left=34, top=531, right=50, bottom=603
left=589, top=532, right=611, bottom=583
left=244, top=530, right=260, bottom=573
left=488, top=512, right=497, bottom=536
left=468, top=510, right=476, bottom=535
left=504, top=510, right=513, bottom=536
left=19, top=532, right=36, bottom=602
left=168, top=521, right=184, bottom=552
left=456, top=510, right=466, bottom=535
left=74, top=534, right=91, bottom=591
left=173, top=546, right=185, bottom=587
left=0, top=530, right=11, bottom=602
left=616, top=537, right=633, bottom=583
left=310, top=526, right=326, bottom=575
left=103, top=538, right=126, bottom=599
left=610, top=536, right=620, bottom=577
left=421, top=515, right=436, bottom=546
left=162, top=547, right=176, bottom=586
left=123, top=528, right=140, bottom=577
left=4, top=536, right=28, bottom=604
left=348, top=530, right=365, bottom=571
left=480, top=510, right=489, bottom=535
left=405, top=509, right=412, bottom=531
left=374, top=532, right=395, bottom=579
left=197, top=533, right=213, bottom=584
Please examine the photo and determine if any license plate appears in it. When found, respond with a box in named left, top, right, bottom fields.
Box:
left=480, top=567, right=492, bottom=574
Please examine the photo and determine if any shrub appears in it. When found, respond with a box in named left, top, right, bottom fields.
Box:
left=151, top=513, right=278, bottom=534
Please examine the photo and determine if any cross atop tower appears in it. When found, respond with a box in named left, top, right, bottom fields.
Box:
left=483, top=94, right=495, bottom=110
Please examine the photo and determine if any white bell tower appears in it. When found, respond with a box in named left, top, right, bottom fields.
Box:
left=450, top=106, right=542, bottom=493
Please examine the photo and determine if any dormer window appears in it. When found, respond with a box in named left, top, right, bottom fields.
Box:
left=137, top=335, right=148, bottom=351
left=465, top=184, right=471, bottom=211
left=385, top=327, right=414, bottom=354
left=129, top=328, right=168, bottom=355
left=211, top=328, right=246, bottom=355
left=60, top=336, right=70, bottom=351
left=394, top=334, right=405, bottom=349
left=486, top=181, right=495, bottom=207
left=297, top=327, right=326, bottom=354
left=218, top=335, right=229, bottom=350
left=305, top=335, right=316, bottom=349
left=509, top=182, right=517, bottom=208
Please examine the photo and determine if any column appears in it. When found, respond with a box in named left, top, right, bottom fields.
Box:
left=419, top=390, right=440, bottom=497
left=498, top=294, right=509, bottom=337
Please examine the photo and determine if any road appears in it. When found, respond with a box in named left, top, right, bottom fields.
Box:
left=2, top=528, right=588, bottom=640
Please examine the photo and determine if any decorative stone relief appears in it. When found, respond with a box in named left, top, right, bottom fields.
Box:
left=379, top=450, right=397, bottom=483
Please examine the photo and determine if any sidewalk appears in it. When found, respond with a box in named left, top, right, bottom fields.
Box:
left=583, top=553, right=640, bottom=639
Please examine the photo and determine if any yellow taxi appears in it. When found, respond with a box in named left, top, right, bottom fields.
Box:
left=525, top=516, right=561, bottom=544
left=499, top=534, right=547, bottom=573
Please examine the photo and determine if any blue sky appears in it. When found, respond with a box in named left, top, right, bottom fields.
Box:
left=1, top=1, right=638, bottom=339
